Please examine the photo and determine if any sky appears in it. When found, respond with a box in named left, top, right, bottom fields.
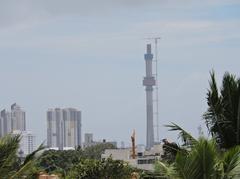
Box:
left=0, top=0, right=240, bottom=147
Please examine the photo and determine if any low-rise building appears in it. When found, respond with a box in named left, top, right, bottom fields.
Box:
left=83, top=133, right=117, bottom=148
left=101, top=144, right=163, bottom=171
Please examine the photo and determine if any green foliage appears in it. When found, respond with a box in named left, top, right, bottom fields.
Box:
left=0, top=134, right=20, bottom=178
left=154, top=161, right=175, bottom=179
left=82, top=142, right=116, bottom=160
left=66, top=157, right=132, bottom=179
left=140, top=171, right=168, bottom=179
left=221, top=146, right=240, bottom=178
left=204, top=71, right=240, bottom=149
left=161, top=140, right=180, bottom=163
left=156, top=124, right=240, bottom=179
left=165, top=122, right=197, bottom=147
left=36, top=143, right=116, bottom=177
left=36, top=148, right=83, bottom=176
left=0, top=134, right=43, bottom=178
left=161, top=123, right=196, bottom=163
left=175, top=138, right=218, bottom=179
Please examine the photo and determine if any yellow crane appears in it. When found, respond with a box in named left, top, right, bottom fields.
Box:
left=131, top=130, right=136, bottom=159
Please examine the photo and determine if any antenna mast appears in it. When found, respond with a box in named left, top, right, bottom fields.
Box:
left=155, top=37, right=160, bottom=143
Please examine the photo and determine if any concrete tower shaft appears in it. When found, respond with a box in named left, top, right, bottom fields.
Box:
left=143, top=44, right=155, bottom=150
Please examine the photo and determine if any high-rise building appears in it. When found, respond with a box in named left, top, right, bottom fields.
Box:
left=11, top=103, right=26, bottom=131
left=143, top=44, right=155, bottom=150
left=63, top=108, right=82, bottom=148
left=0, top=104, right=35, bottom=155
left=47, top=108, right=82, bottom=150
left=0, top=104, right=28, bottom=140
left=12, top=130, right=36, bottom=156
left=0, top=117, right=2, bottom=138
left=0, top=103, right=26, bottom=137
left=47, top=108, right=63, bottom=149
left=0, top=109, right=12, bottom=137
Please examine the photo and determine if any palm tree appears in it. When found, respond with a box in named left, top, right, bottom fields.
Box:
left=155, top=123, right=240, bottom=179
left=204, top=71, right=240, bottom=149
left=0, top=134, right=44, bottom=178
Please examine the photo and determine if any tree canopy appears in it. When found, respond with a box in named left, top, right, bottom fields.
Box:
left=155, top=123, right=240, bottom=179
left=0, top=134, right=43, bottom=179
left=36, top=142, right=116, bottom=177
left=204, top=71, right=240, bottom=149
left=66, top=158, right=132, bottom=179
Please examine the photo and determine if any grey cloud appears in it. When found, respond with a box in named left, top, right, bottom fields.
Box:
left=0, top=0, right=160, bottom=25
left=0, top=0, right=193, bottom=28
left=0, top=0, right=238, bottom=28
left=1, top=0, right=160, bottom=14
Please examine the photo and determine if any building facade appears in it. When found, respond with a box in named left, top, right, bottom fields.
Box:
left=84, top=133, right=93, bottom=144
left=102, top=144, right=163, bottom=171
left=11, top=103, right=26, bottom=131
left=83, top=133, right=117, bottom=148
left=0, top=109, right=12, bottom=137
left=12, top=130, right=36, bottom=156
left=47, top=108, right=81, bottom=150
left=0, top=103, right=26, bottom=137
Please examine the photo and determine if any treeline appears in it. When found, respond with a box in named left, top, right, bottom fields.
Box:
left=36, top=143, right=117, bottom=177
left=0, top=137, right=136, bottom=178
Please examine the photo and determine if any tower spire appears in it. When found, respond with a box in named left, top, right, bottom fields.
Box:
left=143, top=44, right=155, bottom=150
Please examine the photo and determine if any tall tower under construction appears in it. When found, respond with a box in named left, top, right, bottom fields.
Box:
left=143, top=44, right=155, bottom=150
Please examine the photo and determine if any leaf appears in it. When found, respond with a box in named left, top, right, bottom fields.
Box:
left=222, top=146, right=240, bottom=178
left=165, top=122, right=197, bottom=147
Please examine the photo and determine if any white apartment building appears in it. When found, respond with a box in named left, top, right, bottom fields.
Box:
left=102, top=144, right=163, bottom=171
left=12, top=130, right=36, bottom=156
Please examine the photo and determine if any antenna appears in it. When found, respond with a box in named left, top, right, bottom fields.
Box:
left=146, top=37, right=161, bottom=143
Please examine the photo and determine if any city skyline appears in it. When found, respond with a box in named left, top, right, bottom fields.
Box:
left=0, top=0, right=240, bottom=146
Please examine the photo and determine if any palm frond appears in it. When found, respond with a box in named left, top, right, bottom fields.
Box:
left=175, top=138, right=218, bottom=179
left=11, top=142, right=45, bottom=178
left=10, top=160, right=35, bottom=179
left=154, top=161, right=178, bottom=178
left=0, top=134, right=21, bottom=177
left=165, top=122, right=197, bottom=146
left=175, top=151, right=189, bottom=178
left=203, top=70, right=223, bottom=131
left=23, top=142, right=45, bottom=165
left=202, top=71, right=240, bottom=148
left=222, top=146, right=240, bottom=178
left=237, top=79, right=240, bottom=144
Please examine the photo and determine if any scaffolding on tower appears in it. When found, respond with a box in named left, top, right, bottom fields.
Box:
left=146, top=37, right=161, bottom=143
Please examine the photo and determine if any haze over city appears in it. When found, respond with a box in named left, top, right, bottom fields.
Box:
left=1, top=0, right=240, bottom=146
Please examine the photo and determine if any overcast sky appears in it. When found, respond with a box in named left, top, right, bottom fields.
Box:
left=0, top=0, right=240, bottom=146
